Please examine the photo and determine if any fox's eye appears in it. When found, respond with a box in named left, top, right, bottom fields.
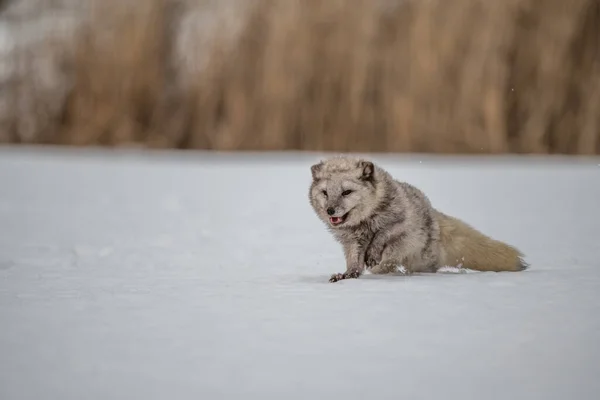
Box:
left=322, top=190, right=328, bottom=197
left=342, top=190, right=353, bottom=196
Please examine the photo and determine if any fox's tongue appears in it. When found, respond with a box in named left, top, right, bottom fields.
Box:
left=330, top=217, right=342, bottom=224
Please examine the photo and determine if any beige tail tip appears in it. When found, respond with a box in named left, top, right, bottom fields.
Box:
left=518, top=257, right=530, bottom=271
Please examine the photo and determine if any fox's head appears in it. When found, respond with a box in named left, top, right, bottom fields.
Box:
left=308, top=156, right=381, bottom=229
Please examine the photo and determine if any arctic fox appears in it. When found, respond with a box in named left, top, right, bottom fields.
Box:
left=308, top=156, right=528, bottom=282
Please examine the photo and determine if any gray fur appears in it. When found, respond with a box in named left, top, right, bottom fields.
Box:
left=308, top=155, right=442, bottom=282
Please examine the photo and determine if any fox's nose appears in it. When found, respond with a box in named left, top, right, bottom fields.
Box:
left=327, top=207, right=335, bottom=215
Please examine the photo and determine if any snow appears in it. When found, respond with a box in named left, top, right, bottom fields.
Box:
left=1, top=146, right=599, bottom=400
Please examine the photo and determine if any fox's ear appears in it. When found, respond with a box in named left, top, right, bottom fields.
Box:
left=311, top=162, right=323, bottom=180
left=359, top=161, right=374, bottom=180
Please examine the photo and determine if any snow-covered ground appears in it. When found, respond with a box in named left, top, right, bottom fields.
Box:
left=1, top=146, right=599, bottom=400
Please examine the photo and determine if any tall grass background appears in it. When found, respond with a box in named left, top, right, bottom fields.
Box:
left=2, top=0, right=599, bottom=154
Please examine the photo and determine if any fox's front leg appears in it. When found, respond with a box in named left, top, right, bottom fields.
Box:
left=365, top=224, right=401, bottom=270
left=329, top=242, right=366, bottom=283
left=367, top=225, right=408, bottom=275
left=365, top=232, right=386, bottom=269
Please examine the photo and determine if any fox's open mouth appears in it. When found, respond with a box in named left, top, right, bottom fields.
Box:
left=329, top=212, right=349, bottom=226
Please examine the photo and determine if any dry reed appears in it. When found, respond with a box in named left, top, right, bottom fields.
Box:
left=7, top=0, right=600, bottom=154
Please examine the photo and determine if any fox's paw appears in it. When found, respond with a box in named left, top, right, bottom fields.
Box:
left=365, top=246, right=383, bottom=268
left=344, top=269, right=361, bottom=279
left=370, top=260, right=399, bottom=275
left=329, top=270, right=361, bottom=283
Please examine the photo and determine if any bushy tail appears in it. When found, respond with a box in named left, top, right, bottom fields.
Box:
left=435, top=210, right=528, bottom=272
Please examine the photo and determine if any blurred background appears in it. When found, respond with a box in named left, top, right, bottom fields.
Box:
left=0, top=0, right=598, bottom=154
